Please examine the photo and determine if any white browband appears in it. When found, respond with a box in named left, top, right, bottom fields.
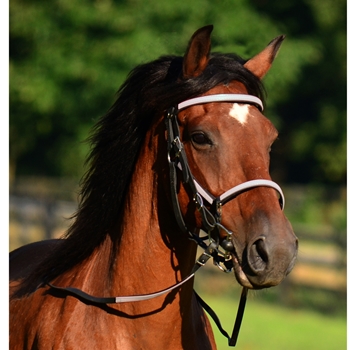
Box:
left=178, top=94, right=264, bottom=112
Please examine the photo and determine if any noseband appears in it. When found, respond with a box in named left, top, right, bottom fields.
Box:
left=47, top=93, right=286, bottom=347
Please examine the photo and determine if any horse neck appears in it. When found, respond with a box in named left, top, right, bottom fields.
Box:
left=108, top=117, right=198, bottom=302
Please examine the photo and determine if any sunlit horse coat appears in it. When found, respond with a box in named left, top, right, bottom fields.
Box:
left=10, top=25, right=297, bottom=350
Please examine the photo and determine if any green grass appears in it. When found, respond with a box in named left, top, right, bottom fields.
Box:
left=200, top=293, right=346, bottom=350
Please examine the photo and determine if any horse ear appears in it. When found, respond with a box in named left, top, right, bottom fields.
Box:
left=244, top=35, right=285, bottom=79
left=182, top=25, right=213, bottom=79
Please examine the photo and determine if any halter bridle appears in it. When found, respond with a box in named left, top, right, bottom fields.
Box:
left=165, top=93, right=284, bottom=266
left=47, top=93, right=286, bottom=347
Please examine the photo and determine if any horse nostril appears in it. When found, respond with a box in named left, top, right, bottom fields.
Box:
left=255, top=238, right=268, bottom=263
left=248, top=237, right=269, bottom=273
left=244, top=232, right=298, bottom=288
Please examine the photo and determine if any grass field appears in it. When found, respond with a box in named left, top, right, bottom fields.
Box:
left=200, top=293, right=346, bottom=350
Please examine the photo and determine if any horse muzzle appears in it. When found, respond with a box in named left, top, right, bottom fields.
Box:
left=231, top=228, right=298, bottom=289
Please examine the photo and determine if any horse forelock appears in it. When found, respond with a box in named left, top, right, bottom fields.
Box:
left=14, top=52, right=265, bottom=296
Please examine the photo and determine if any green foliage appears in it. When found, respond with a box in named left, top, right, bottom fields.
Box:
left=10, top=0, right=346, bottom=184
left=285, top=186, right=346, bottom=230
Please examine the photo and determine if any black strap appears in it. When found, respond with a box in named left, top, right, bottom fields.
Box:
left=165, top=108, right=215, bottom=249
left=229, top=287, right=248, bottom=346
left=47, top=282, right=116, bottom=304
left=194, top=290, right=231, bottom=339
left=165, top=108, right=219, bottom=237
left=194, top=287, right=248, bottom=347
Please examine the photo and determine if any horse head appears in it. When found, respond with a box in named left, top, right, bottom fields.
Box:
left=171, top=25, right=298, bottom=290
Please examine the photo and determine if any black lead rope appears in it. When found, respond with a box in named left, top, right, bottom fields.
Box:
left=47, top=282, right=116, bottom=304
left=195, top=287, right=248, bottom=347
left=229, top=287, right=248, bottom=346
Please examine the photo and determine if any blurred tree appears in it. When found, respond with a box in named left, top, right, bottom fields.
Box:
left=10, top=0, right=346, bottom=185
left=251, top=0, right=346, bottom=184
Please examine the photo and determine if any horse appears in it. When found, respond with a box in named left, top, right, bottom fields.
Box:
left=10, top=25, right=298, bottom=349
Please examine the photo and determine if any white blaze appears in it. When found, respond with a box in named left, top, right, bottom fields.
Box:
left=229, top=103, right=250, bottom=125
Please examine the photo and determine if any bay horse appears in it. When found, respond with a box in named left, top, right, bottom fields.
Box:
left=10, top=25, right=298, bottom=349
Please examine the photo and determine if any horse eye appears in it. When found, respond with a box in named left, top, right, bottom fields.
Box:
left=191, top=132, right=212, bottom=145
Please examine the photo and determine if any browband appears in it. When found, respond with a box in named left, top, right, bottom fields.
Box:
left=178, top=94, right=264, bottom=112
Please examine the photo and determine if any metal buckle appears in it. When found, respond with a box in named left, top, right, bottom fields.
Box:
left=196, top=251, right=213, bottom=266
left=213, top=254, right=233, bottom=273
left=172, top=136, right=183, bottom=158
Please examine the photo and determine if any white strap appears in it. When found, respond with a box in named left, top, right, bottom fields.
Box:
left=178, top=163, right=284, bottom=210
left=219, top=179, right=285, bottom=210
left=178, top=94, right=263, bottom=111
left=193, top=178, right=285, bottom=210
left=114, top=273, right=195, bottom=303
left=193, top=178, right=215, bottom=204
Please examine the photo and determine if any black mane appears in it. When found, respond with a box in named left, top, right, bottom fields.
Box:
left=14, top=52, right=265, bottom=296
